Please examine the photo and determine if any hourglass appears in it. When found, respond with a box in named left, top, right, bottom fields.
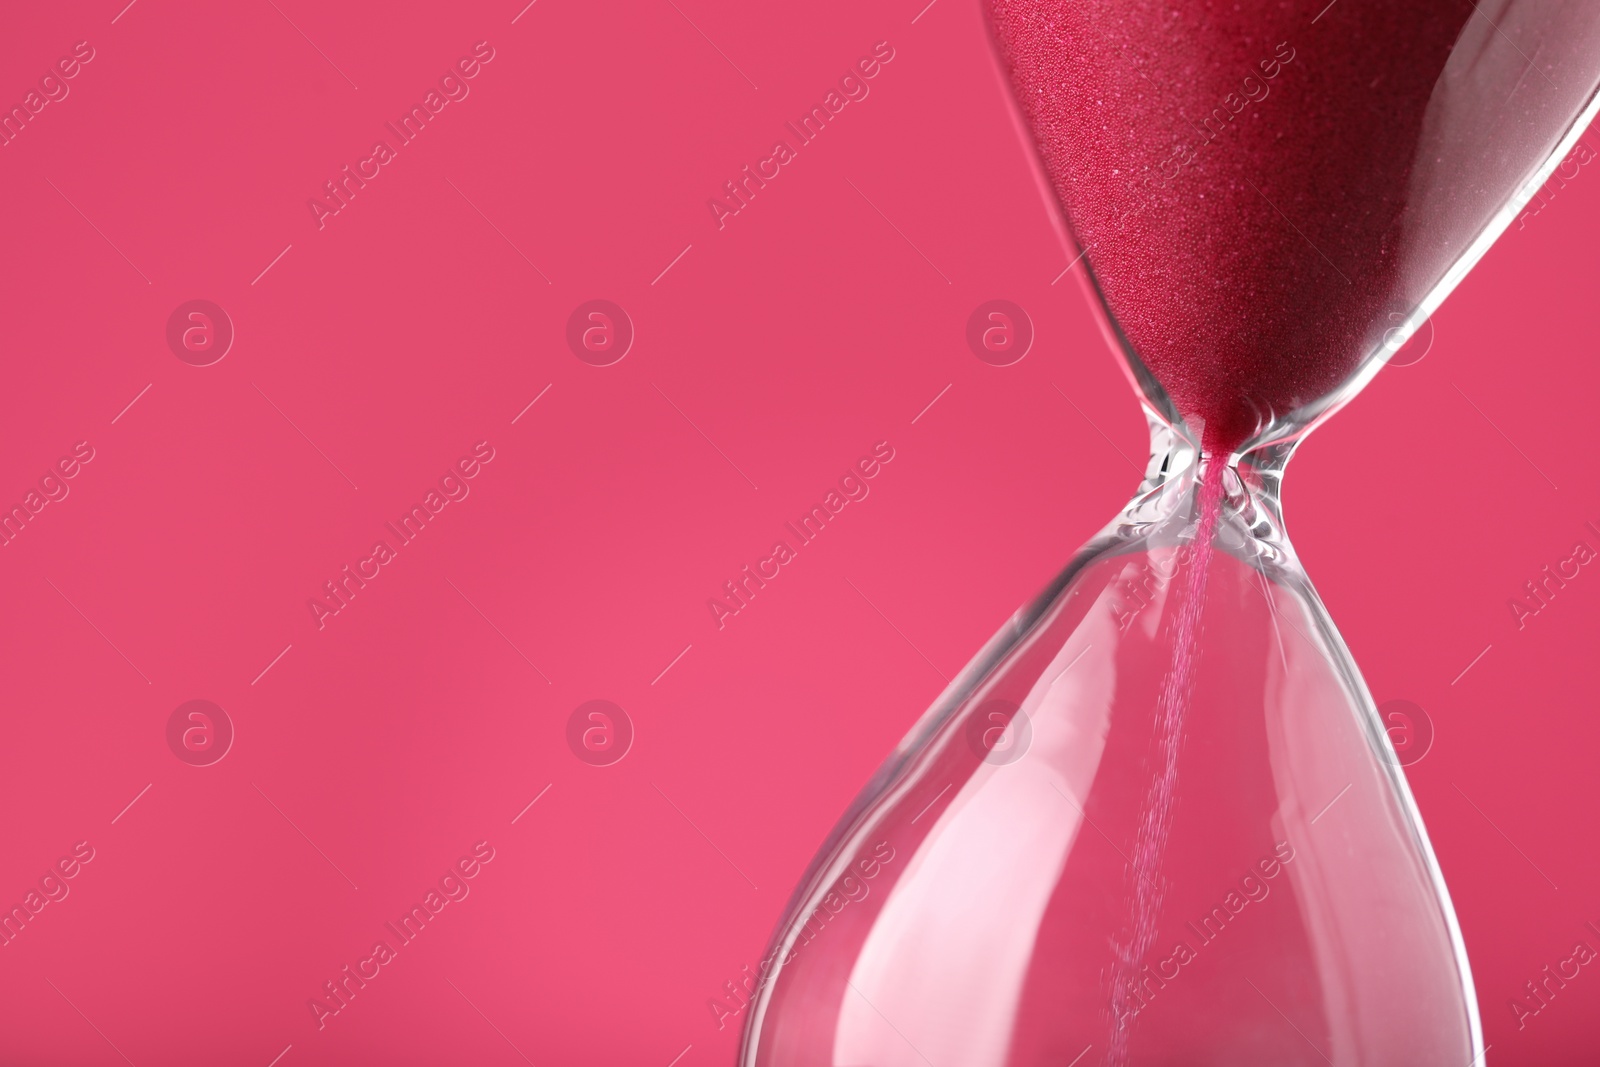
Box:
left=739, top=3, right=1600, bottom=1065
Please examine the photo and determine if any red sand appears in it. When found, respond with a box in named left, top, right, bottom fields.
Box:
left=987, top=0, right=1475, bottom=452
left=1105, top=461, right=1224, bottom=1065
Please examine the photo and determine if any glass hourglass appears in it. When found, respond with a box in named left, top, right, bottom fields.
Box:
left=738, top=4, right=1600, bottom=1065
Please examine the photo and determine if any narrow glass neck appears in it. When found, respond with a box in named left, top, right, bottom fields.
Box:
left=1120, top=413, right=1298, bottom=575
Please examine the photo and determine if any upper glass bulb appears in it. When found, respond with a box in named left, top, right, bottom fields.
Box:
left=986, top=0, right=1600, bottom=453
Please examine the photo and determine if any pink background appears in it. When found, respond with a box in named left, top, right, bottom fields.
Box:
left=2, top=1, right=1597, bottom=1063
